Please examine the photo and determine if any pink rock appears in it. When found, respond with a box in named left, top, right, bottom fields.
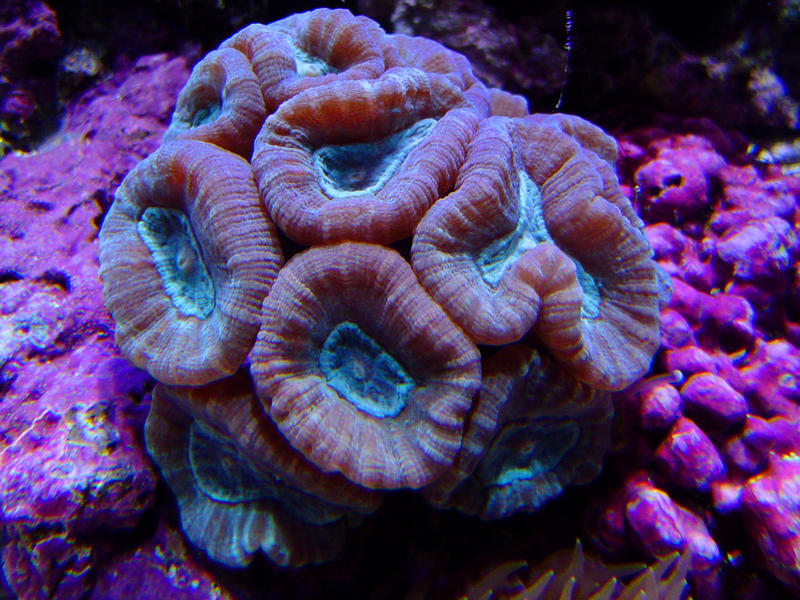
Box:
left=624, top=477, right=685, bottom=556
left=711, top=476, right=745, bottom=514
left=0, top=370, right=155, bottom=598
left=697, top=293, right=757, bottom=352
left=662, top=345, right=718, bottom=378
left=740, top=415, right=800, bottom=458
left=635, top=151, right=710, bottom=223
left=711, top=165, right=798, bottom=233
left=633, top=135, right=725, bottom=224
left=2, top=534, right=92, bottom=600
left=716, top=217, right=797, bottom=282
left=584, top=487, right=628, bottom=555
left=639, top=379, right=683, bottom=433
left=680, top=372, right=748, bottom=431
left=0, top=1, right=61, bottom=75
left=739, top=339, right=800, bottom=419
left=0, top=0, right=62, bottom=146
left=724, top=434, right=769, bottom=477
left=667, top=277, right=706, bottom=323
left=647, top=224, right=713, bottom=291
left=741, top=453, right=800, bottom=592
left=654, top=417, right=725, bottom=492
left=0, top=50, right=188, bottom=600
left=91, top=519, right=234, bottom=600
left=659, top=308, right=696, bottom=349
left=721, top=414, right=800, bottom=479
left=674, top=504, right=722, bottom=595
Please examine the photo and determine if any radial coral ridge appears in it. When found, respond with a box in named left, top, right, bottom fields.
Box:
left=424, top=345, right=613, bottom=519
left=98, top=7, right=667, bottom=569
left=99, top=140, right=282, bottom=386
left=413, top=116, right=662, bottom=389
left=145, top=376, right=361, bottom=568
left=161, top=47, right=266, bottom=158
left=221, top=9, right=389, bottom=113
left=251, top=242, right=482, bottom=490
left=252, top=67, right=480, bottom=246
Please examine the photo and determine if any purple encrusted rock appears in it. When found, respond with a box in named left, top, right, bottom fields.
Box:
left=659, top=308, right=696, bottom=350
left=716, top=216, right=797, bottom=283
left=0, top=49, right=189, bottom=600
left=0, top=0, right=62, bottom=149
left=0, top=0, right=61, bottom=75
left=586, top=120, right=800, bottom=599
left=625, top=476, right=685, bottom=556
left=740, top=415, right=800, bottom=464
left=637, top=378, right=683, bottom=433
left=91, top=519, right=234, bottom=600
left=647, top=224, right=713, bottom=292
left=741, top=453, right=800, bottom=593
left=711, top=164, right=799, bottom=233
left=662, top=345, right=718, bottom=379
left=697, top=293, right=757, bottom=352
left=662, top=345, right=745, bottom=393
left=654, top=416, right=725, bottom=492
left=622, top=472, right=722, bottom=599
left=680, top=372, right=748, bottom=431
left=667, top=277, right=707, bottom=323
left=739, top=339, right=800, bottom=420
left=0, top=347, right=155, bottom=598
left=711, top=475, right=747, bottom=515
left=584, top=487, right=628, bottom=555
left=675, top=503, right=722, bottom=599
left=635, top=148, right=717, bottom=224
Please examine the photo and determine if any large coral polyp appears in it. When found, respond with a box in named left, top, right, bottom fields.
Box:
left=98, top=8, right=667, bottom=567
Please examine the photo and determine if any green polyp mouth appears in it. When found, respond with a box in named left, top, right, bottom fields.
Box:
left=189, top=101, right=221, bottom=128
left=189, top=421, right=273, bottom=503
left=290, top=42, right=339, bottom=77
left=137, top=206, right=216, bottom=319
left=475, top=171, right=550, bottom=287
left=477, top=419, right=580, bottom=487
left=474, top=170, right=602, bottom=320
left=312, top=118, right=437, bottom=199
left=319, top=321, right=414, bottom=418
left=188, top=420, right=344, bottom=523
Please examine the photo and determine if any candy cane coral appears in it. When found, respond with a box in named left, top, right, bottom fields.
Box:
left=98, top=7, right=668, bottom=567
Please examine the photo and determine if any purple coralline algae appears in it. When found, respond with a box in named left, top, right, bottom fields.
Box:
left=741, top=453, right=800, bottom=592
left=0, top=51, right=199, bottom=599
left=1, top=4, right=800, bottom=600
left=587, top=118, right=800, bottom=599
left=89, top=518, right=233, bottom=600
left=0, top=0, right=62, bottom=151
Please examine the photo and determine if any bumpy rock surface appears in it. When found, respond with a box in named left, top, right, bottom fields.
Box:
left=587, top=118, right=800, bottom=600
left=0, top=52, right=198, bottom=600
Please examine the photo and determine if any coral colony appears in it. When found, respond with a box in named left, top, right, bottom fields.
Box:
left=4, top=6, right=800, bottom=600
left=99, top=7, right=665, bottom=571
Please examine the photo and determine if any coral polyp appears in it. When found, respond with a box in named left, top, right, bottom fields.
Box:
left=98, top=8, right=666, bottom=569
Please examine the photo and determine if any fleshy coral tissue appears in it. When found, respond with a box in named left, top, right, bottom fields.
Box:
left=97, top=8, right=667, bottom=568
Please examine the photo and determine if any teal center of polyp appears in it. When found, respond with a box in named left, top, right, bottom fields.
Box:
left=313, top=118, right=437, bottom=198
left=319, top=321, right=413, bottom=418
left=189, top=422, right=272, bottom=503
left=189, top=102, right=221, bottom=128
left=477, top=419, right=580, bottom=487
left=291, top=43, right=338, bottom=77
left=137, top=207, right=215, bottom=319
left=474, top=170, right=602, bottom=319
left=189, top=421, right=343, bottom=522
